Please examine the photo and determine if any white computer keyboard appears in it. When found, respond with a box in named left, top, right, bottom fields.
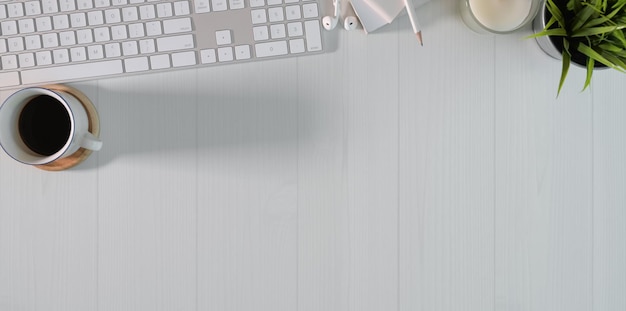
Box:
left=0, top=0, right=325, bottom=89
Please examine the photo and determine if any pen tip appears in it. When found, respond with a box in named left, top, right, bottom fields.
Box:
left=416, top=32, right=423, bottom=46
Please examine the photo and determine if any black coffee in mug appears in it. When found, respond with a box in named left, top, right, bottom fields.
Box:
left=18, top=95, right=71, bottom=156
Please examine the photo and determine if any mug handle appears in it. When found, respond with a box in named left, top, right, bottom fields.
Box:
left=81, top=132, right=103, bottom=151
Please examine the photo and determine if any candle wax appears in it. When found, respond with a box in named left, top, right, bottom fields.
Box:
left=468, top=0, right=533, bottom=32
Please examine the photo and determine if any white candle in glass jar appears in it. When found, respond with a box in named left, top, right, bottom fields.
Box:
left=461, top=0, right=536, bottom=33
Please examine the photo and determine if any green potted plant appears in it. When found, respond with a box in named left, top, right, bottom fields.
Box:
left=530, top=0, right=626, bottom=95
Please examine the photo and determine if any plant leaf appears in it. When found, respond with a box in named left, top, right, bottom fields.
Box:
left=612, top=0, right=626, bottom=9
left=578, top=43, right=626, bottom=72
left=610, top=29, right=626, bottom=46
left=584, top=15, right=614, bottom=28
left=599, top=42, right=625, bottom=52
left=558, top=49, right=571, bottom=96
left=572, top=6, right=599, bottom=31
left=547, top=0, right=567, bottom=28
left=600, top=50, right=626, bottom=69
left=572, top=25, right=626, bottom=37
left=607, top=2, right=626, bottom=19
left=583, top=58, right=595, bottom=91
left=526, top=28, right=568, bottom=38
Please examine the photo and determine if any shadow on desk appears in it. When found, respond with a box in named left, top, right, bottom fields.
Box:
left=70, top=70, right=316, bottom=170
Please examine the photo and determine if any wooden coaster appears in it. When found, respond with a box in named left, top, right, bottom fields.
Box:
left=36, top=84, right=100, bottom=171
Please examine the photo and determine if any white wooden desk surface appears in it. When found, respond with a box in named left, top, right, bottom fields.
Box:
left=1, top=0, right=625, bottom=310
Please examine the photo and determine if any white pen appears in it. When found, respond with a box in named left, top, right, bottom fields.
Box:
left=403, top=0, right=423, bottom=45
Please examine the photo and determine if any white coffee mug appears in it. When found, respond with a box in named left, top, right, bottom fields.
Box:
left=0, top=87, right=102, bottom=165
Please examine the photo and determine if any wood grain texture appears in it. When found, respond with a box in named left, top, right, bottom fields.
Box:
left=494, top=33, right=593, bottom=311
left=297, top=32, right=352, bottom=311
left=0, top=83, right=100, bottom=311
left=196, top=61, right=299, bottom=311
left=94, top=72, right=198, bottom=311
left=344, top=26, right=399, bottom=311
left=399, top=0, right=496, bottom=310
left=592, top=71, right=626, bottom=311
left=1, top=3, right=625, bottom=311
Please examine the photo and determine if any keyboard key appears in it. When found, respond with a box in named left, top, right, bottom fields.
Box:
left=286, top=5, right=302, bottom=20
left=235, top=45, right=251, bottom=60
left=268, top=7, right=284, bottom=22
left=215, top=30, right=232, bottom=45
left=250, top=0, right=266, bottom=8
left=122, top=41, right=139, bottom=55
left=53, top=49, right=70, bottom=63
left=125, top=57, right=149, bottom=72
left=77, top=0, right=94, bottom=10
left=94, top=27, right=111, bottom=42
left=41, top=0, right=59, bottom=14
left=156, top=34, right=194, bottom=52
left=88, top=45, right=105, bottom=59
left=77, top=29, right=94, bottom=44
left=25, top=35, right=42, bottom=50
left=18, top=19, right=36, bottom=34
left=111, top=25, right=128, bottom=40
left=70, top=47, right=87, bottom=61
left=1, top=21, right=18, bottom=36
left=146, top=21, right=162, bottom=36
left=195, top=0, right=211, bottom=13
left=18, top=54, right=35, bottom=70
left=122, top=6, right=139, bottom=21
left=251, top=9, right=267, bottom=24
left=24, top=1, right=42, bottom=16
left=128, top=23, right=146, bottom=38
left=156, top=3, right=173, bottom=17
left=42, top=33, right=59, bottom=48
left=163, top=18, right=192, bottom=34
left=59, top=31, right=77, bottom=46
left=217, top=47, right=233, bottom=62
left=36, top=51, right=53, bottom=65
left=35, top=17, right=53, bottom=31
left=289, top=38, right=305, bottom=53
left=7, top=37, right=25, bottom=52
left=270, top=24, right=286, bottom=39
left=59, top=0, right=76, bottom=12
left=71, top=13, right=87, bottom=27
left=95, top=0, right=112, bottom=8
left=150, top=54, right=170, bottom=69
left=1, top=55, right=19, bottom=70
left=255, top=41, right=288, bottom=58
left=174, top=1, right=191, bottom=15
left=139, top=39, right=156, bottom=54
left=53, top=15, right=70, bottom=29
left=212, top=0, right=227, bottom=11
left=105, top=9, right=122, bottom=23
left=88, top=11, right=105, bottom=25
left=304, top=20, right=322, bottom=51
left=171, top=51, right=196, bottom=67
left=230, top=0, right=245, bottom=10
left=200, top=49, right=216, bottom=64
left=253, top=26, right=269, bottom=41
left=21, top=60, right=124, bottom=84
left=287, top=22, right=303, bottom=37
left=7, top=3, right=24, bottom=18
left=105, top=43, right=122, bottom=57
left=0, top=72, right=20, bottom=87
left=302, top=3, right=318, bottom=18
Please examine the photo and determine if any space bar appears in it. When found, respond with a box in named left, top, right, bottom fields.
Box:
left=21, top=60, right=124, bottom=84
